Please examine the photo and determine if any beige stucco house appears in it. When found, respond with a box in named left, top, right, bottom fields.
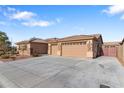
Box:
left=47, top=34, right=103, bottom=58
left=16, top=38, right=48, bottom=56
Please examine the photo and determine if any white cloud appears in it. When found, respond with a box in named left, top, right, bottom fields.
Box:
left=10, top=11, right=36, bottom=20
left=0, top=6, right=36, bottom=20
left=22, top=21, right=54, bottom=27
left=102, top=5, right=124, bottom=15
left=7, top=7, right=16, bottom=12
left=1, top=6, right=60, bottom=27
left=56, top=18, right=63, bottom=23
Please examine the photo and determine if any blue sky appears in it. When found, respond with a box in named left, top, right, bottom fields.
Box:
left=0, top=5, right=124, bottom=44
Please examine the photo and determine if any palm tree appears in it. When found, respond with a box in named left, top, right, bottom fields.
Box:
left=0, top=31, right=11, bottom=55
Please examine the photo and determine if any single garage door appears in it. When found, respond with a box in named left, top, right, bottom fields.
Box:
left=62, top=42, right=87, bottom=57
left=51, top=44, right=58, bottom=55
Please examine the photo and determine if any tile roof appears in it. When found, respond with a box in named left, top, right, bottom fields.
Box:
left=16, top=38, right=47, bottom=45
left=90, top=34, right=101, bottom=39
left=47, top=34, right=102, bottom=42
left=45, top=38, right=59, bottom=42
left=16, top=34, right=103, bottom=44
left=58, top=35, right=95, bottom=42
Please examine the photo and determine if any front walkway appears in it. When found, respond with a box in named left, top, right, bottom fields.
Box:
left=0, top=56, right=124, bottom=88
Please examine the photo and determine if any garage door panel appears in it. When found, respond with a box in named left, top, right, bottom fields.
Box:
left=51, top=45, right=57, bottom=55
left=62, top=45, right=87, bottom=57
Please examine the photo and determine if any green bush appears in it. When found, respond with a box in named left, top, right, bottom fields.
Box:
left=1, top=54, right=10, bottom=59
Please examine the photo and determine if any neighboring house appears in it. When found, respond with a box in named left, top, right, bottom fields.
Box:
left=102, top=42, right=120, bottom=57
left=16, top=38, right=48, bottom=56
left=48, top=34, right=103, bottom=58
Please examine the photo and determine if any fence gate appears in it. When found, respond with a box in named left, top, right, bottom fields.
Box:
left=102, top=46, right=117, bottom=57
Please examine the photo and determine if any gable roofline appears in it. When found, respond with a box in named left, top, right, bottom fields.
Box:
left=48, top=34, right=103, bottom=43
left=45, top=38, right=59, bottom=43
left=58, top=35, right=96, bottom=42
left=90, top=34, right=103, bottom=44
left=16, top=38, right=47, bottom=45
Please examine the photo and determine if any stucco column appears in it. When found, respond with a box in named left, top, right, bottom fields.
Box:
left=57, top=43, right=62, bottom=56
left=16, top=45, right=19, bottom=52
left=27, top=44, right=31, bottom=56
left=86, top=40, right=93, bottom=58
left=48, top=44, right=52, bottom=55
left=122, top=43, right=124, bottom=62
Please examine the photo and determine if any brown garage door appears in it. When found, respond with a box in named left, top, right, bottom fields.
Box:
left=62, top=42, right=87, bottom=57
left=51, top=44, right=58, bottom=55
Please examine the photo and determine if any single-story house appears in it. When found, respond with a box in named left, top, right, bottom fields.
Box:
left=16, top=38, right=48, bottom=56
left=48, top=34, right=103, bottom=58
left=102, top=42, right=120, bottom=57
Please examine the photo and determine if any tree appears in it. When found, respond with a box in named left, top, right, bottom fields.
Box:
left=0, top=31, right=11, bottom=55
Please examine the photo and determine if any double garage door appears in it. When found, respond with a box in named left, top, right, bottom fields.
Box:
left=51, top=43, right=87, bottom=57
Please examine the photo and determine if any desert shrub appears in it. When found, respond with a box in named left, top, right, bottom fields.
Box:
left=10, top=55, right=16, bottom=61
left=0, top=50, right=5, bottom=56
left=32, top=53, right=39, bottom=57
left=1, top=54, right=10, bottom=59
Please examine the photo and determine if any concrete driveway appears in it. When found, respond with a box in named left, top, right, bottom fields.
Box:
left=0, top=56, right=124, bottom=88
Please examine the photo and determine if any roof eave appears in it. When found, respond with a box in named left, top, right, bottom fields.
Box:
left=48, top=37, right=95, bottom=43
